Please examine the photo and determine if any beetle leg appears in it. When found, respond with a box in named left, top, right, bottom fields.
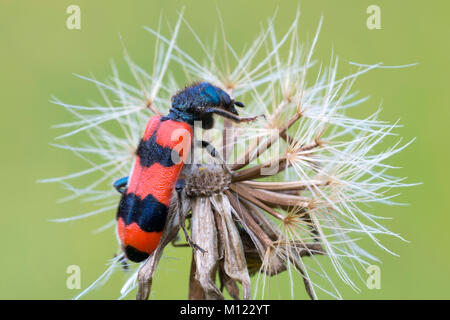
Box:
left=204, top=107, right=264, bottom=123
left=198, top=140, right=233, bottom=176
left=171, top=240, right=190, bottom=248
left=114, top=253, right=129, bottom=271
left=200, top=140, right=218, bottom=157
left=113, top=176, right=129, bottom=194
left=176, top=180, right=207, bottom=254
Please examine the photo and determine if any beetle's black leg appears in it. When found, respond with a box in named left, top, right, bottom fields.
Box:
left=201, top=140, right=217, bottom=157
left=171, top=240, right=190, bottom=248
left=199, top=140, right=233, bottom=175
left=175, top=179, right=207, bottom=254
left=171, top=179, right=189, bottom=248
left=113, top=176, right=129, bottom=194
left=204, top=107, right=264, bottom=123
left=114, top=253, right=129, bottom=271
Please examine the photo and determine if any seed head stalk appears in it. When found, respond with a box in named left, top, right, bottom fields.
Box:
left=43, top=10, right=416, bottom=300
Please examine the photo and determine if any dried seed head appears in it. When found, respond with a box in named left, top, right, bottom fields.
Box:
left=184, top=164, right=231, bottom=197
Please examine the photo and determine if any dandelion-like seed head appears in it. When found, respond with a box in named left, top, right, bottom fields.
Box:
left=45, top=10, right=415, bottom=300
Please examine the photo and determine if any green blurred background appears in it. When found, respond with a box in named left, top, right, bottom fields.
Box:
left=0, top=0, right=448, bottom=299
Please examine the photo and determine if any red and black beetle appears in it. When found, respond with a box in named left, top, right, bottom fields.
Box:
left=113, top=82, right=258, bottom=262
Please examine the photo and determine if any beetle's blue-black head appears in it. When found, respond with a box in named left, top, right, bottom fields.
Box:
left=167, top=82, right=245, bottom=129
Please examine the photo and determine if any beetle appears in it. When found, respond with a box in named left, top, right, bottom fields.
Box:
left=113, top=82, right=259, bottom=262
